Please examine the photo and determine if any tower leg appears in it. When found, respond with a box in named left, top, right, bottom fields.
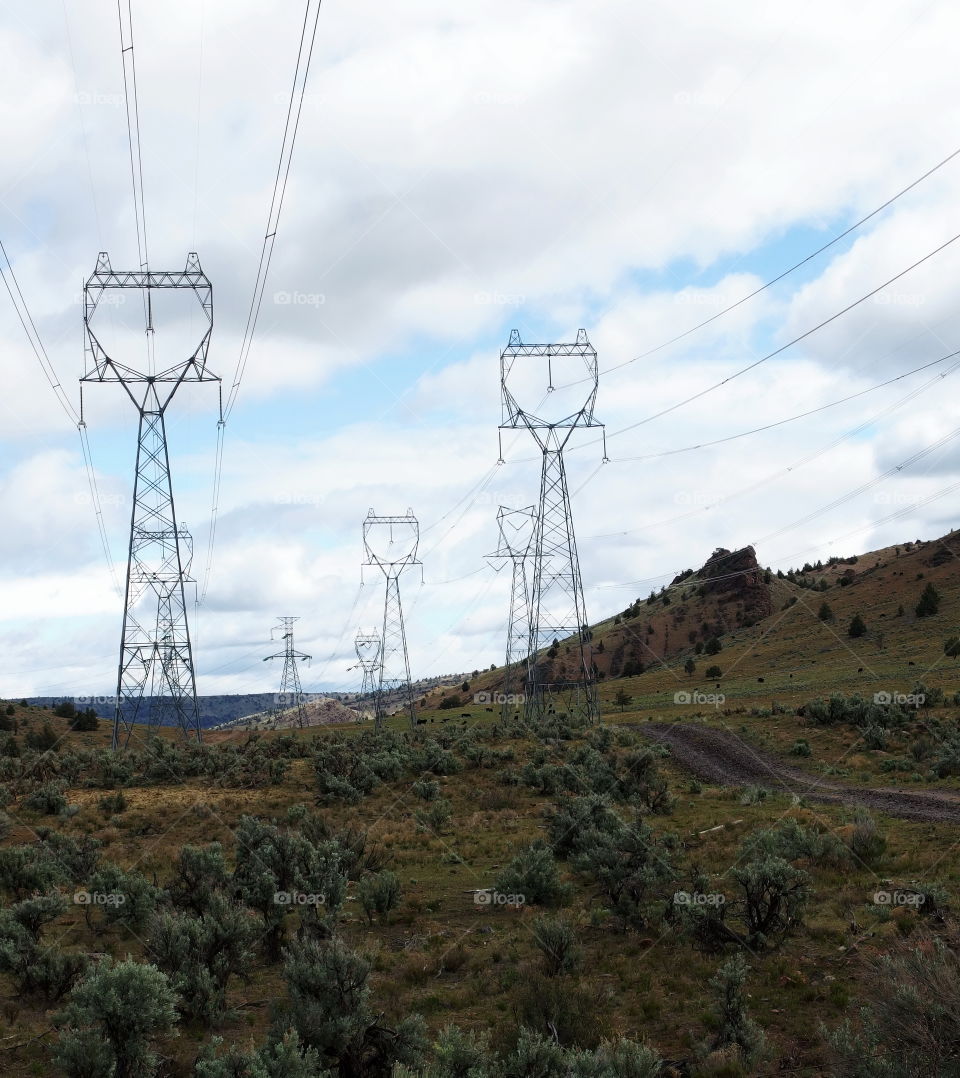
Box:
left=114, top=402, right=201, bottom=748
left=525, top=443, right=598, bottom=724
left=376, top=575, right=416, bottom=731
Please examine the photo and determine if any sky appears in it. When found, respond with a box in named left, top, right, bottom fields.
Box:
left=3, top=0, right=960, bottom=699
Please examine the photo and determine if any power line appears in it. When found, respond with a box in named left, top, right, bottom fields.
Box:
left=562, top=142, right=960, bottom=390
left=611, top=351, right=960, bottom=464
left=580, top=228, right=960, bottom=449
left=117, top=0, right=149, bottom=274
left=197, top=0, right=323, bottom=610
left=0, top=237, right=122, bottom=595
left=223, top=0, right=323, bottom=420
left=583, top=349, right=960, bottom=543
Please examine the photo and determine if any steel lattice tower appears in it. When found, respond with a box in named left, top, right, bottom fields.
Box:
left=487, top=505, right=536, bottom=719
left=499, top=329, right=605, bottom=724
left=362, top=510, right=420, bottom=731
left=81, top=253, right=217, bottom=749
left=353, top=630, right=382, bottom=720
left=264, top=617, right=312, bottom=729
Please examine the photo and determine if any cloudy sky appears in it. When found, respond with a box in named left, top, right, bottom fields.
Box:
left=3, top=0, right=960, bottom=699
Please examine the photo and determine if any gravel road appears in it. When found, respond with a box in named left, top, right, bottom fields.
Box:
left=636, top=722, right=960, bottom=824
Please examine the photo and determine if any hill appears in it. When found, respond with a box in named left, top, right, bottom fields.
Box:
left=1, top=528, right=959, bottom=1076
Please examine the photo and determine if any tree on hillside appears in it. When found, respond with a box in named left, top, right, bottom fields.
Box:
left=705, top=637, right=722, bottom=656
left=944, top=637, right=960, bottom=661
left=848, top=614, right=867, bottom=638
left=684, top=658, right=696, bottom=677
left=614, top=690, right=633, bottom=712
left=817, top=602, right=834, bottom=622
left=706, top=665, right=722, bottom=679
left=916, top=582, right=941, bottom=618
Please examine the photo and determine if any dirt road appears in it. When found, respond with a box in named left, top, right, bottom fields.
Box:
left=636, top=722, right=960, bottom=824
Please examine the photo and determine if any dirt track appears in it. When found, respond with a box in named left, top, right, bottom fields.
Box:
left=636, top=722, right=960, bottom=825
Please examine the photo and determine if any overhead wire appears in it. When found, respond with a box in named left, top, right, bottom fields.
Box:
left=582, top=349, right=960, bottom=543
left=573, top=227, right=960, bottom=452
left=557, top=141, right=960, bottom=391
left=197, top=0, right=323, bottom=610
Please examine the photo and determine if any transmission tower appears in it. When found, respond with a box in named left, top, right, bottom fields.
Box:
left=263, top=617, right=312, bottom=729
left=362, top=509, right=421, bottom=731
left=353, top=630, right=382, bottom=721
left=499, top=328, right=605, bottom=724
left=81, top=252, right=217, bottom=749
left=487, top=505, right=536, bottom=719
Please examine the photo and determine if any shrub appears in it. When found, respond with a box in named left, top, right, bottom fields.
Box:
left=357, top=870, right=401, bottom=925
left=0, top=843, right=69, bottom=899
left=54, top=958, right=177, bottom=1078
left=169, top=842, right=230, bottom=915
left=545, top=794, right=623, bottom=859
left=706, top=955, right=765, bottom=1068
left=848, top=614, right=867, bottom=638
left=574, top=814, right=676, bottom=930
left=0, top=892, right=88, bottom=1000
left=514, top=974, right=608, bottom=1050
left=430, top=1025, right=495, bottom=1077
left=87, top=863, right=161, bottom=931
left=195, top=1029, right=325, bottom=1078
left=232, top=816, right=347, bottom=960
left=25, top=721, right=60, bottom=753
left=282, top=936, right=426, bottom=1072
left=416, top=798, right=452, bottom=833
left=23, top=780, right=68, bottom=814
left=705, top=665, right=722, bottom=679
left=532, top=915, right=582, bottom=976
left=147, top=897, right=255, bottom=1022
left=824, top=931, right=960, bottom=1077
left=496, top=843, right=570, bottom=907
left=740, top=819, right=847, bottom=867
left=37, top=828, right=103, bottom=881
left=412, top=778, right=440, bottom=801
left=790, top=739, right=812, bottom=757
left=818, top=602, right=834, bottom=622
left=98, top=791, right=128, bottom=816
left=846, top=809, right=886, bottom=867
left=731, top=855, right=810, bottom=948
